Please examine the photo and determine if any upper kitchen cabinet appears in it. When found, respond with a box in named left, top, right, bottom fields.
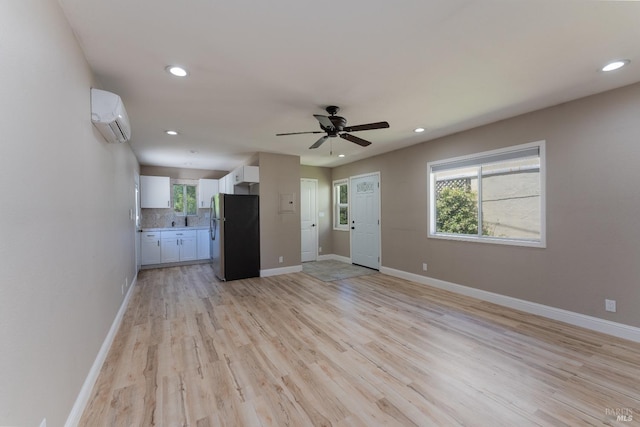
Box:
left=233, top=165, right=259, bottom=185
left=198, top=178, right=218, bottom=208
left=140, top=175, right=170, bottom=208
left=220, top=173, right=234, bottom=194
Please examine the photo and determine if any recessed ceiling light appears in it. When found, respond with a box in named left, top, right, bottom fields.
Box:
left=414, top=127, right=425, bottom=133
left=602, top=60, right=630, bottom=72
left=166, top=65, right=188, bottom=77
left=165, top=130, right=178, bottom=136
left=338, top=154, right=345, bottom=158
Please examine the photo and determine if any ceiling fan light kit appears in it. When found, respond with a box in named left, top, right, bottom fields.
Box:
left=277, top=105, right=389, bottom=149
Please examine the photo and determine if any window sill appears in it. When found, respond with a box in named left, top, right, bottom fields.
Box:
left=428, top=232, right=545, bottom=248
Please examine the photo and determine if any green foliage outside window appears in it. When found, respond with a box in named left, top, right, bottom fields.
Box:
left=173, top=184, right=197, bottom=216
left=436, top=187, right=479, bottom=235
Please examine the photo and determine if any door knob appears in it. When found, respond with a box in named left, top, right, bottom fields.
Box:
left=312, top=224, right=316, bottom=227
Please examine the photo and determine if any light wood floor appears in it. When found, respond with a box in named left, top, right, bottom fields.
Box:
left=80, top=264, right=640, bottom=426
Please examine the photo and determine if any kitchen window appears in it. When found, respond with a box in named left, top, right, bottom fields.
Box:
left=428, top=141, right=546, bottom=247
left=333, top=179, right=349, bottom=230
left=173, top=184, right=197, bottom=216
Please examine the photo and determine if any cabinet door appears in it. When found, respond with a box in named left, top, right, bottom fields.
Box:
left=161, top=238, right=180, bottom=263
left=233, top=166, right=259, bottom=184
left=198, top=179, right=219, bottom=208
left=180, top=236, right=198, bottom=261
left=141, top=234, right=161, bottom=265
left=197, top=229, right=210, bottom=260
left=140, top=176, right=170, bottom=208
left=218, top=175, right=227, bottom=194
left=225, top=173, right=234, bottom=194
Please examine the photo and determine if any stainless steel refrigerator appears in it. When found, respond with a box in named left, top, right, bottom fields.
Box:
left=210, top=194, right=260, bottom=281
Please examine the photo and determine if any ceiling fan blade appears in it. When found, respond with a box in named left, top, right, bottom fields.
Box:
left=343, top=121, right=390, bottom=132
left=340, top=133, right=372, bottom=147
left=276, top=131, right=324, bottom=136
left=309, top=135, right=328, bottom=149
left=313, top=114, right=335, bottom=130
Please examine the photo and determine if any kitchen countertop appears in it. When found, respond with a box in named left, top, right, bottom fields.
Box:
left=141, top=226, right=209, bottom=232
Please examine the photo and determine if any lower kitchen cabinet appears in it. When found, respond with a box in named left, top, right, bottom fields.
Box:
left=141, top=229, right=203, bottom=266
left=160, top=236, right=180, bottom=263
left=197, top=229, right=210, bottom=260
left=161, top=230, right=197, bottom=262
left=141, top=232, right=161, bottom=265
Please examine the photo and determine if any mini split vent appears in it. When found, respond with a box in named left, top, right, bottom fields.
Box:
left=90, top=88, right=131, bottom=143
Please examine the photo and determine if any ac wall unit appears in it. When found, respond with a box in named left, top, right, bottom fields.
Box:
left=90, top=88, right=131, bottom=143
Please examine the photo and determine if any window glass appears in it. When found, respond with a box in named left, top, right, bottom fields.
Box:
left=173, top=184, right=197, bottom=216
left=333, top=180, right=349, bottom=230
left=429, top=141, right=545, bottom=247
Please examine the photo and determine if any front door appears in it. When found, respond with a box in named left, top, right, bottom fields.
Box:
left=350, top=173, right=380, bottom=269
left=300, top=179, right=318, bottom=262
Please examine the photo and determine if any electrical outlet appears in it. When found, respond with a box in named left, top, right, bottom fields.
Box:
left=605, top=299, right=616, bottom=312
left=278, top=256, right=283, bottom=263
left=121, top=282, right=125, bottom=295
left=319, top=246, right=322, bottom=253
left=125, top=277, right=129, bottom=288
left=422, top=263, right=428, bottom=271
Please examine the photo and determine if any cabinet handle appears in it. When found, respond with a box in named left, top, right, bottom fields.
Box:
left=157, top=241, right=159, bottom=247
left=181, top=239, right=183, bottom=245
left=167, top=201, right=170, bottom=207
left=176, top=239, right=179, bottom=245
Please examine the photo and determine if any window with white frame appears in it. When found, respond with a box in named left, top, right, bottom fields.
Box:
left=333, top=179, right=349, bottom=230
left=428, top=141, right=545, bottom=247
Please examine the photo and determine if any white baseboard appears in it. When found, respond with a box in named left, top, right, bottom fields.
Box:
left=380, top=266, right=640, bottom=343
left=65, top=273, right=138, bottom=426
left=260, top=265, right=303, bottom=277
left=317, top=254, right=351, bottom=263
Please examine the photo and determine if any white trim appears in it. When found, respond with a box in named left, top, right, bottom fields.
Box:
left=380, top=266, right=640, bottom=343
left=65, top=274, right=138, bottom=426
left=260, top=265, right=303, bottom=277
left=317, top=254, right=352, bottom=263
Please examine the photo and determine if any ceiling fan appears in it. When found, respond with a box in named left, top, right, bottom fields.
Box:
left=276, top=106, right=389, bottom=149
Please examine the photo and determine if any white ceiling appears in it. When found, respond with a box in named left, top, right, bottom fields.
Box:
left=58, top=0, right=640, bottom=171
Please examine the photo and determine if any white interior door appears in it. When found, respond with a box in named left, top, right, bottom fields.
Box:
left=350, top=173, right=380, bottom=269
left=300, top=179, right=318, bottom=262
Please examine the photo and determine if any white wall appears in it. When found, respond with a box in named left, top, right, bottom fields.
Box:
left=0, top=1, right=139, bottom=425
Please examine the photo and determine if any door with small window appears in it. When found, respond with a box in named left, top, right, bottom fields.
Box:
left=350, top=173, right=380, bottom=270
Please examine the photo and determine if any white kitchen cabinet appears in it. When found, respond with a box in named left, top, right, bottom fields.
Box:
left=232, top=165, right=259, bottom=185
left=197, top=229, right=210, bottom=260
left=140, top=175, right=170, bottom=208
left=222, top=172, right=234, bottom=194
left=161, top=236, right=180, bottom=263
left=180, top=233, right=197, bottom=261
left=218, top=175, right=229, bottom=194
left=141, top=232, right=161, bottom=265
left=198, top=179, right=218, bottom=208
left=161, top=230, right=197, bottom=262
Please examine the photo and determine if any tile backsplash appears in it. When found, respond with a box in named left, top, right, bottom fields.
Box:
left=141, top=208, right=209, bottom=229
